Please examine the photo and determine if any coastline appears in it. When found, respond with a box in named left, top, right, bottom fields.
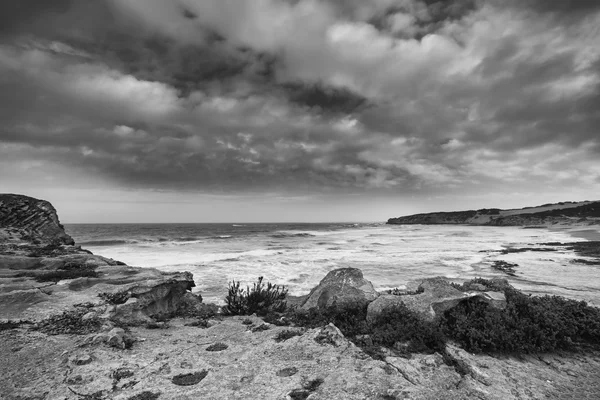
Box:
left=3, top=194, right=600, bottom=399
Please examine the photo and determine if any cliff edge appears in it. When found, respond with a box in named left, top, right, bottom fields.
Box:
left=0, top=193, right=75, bottom=245
left=387, top=200, right=600, bottom=226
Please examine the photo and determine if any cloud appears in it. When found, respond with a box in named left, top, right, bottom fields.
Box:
left=0, top=0, right=599, bottom=206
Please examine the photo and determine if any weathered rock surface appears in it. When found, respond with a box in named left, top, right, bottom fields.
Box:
left=0, top=194, right=198, bottom=324
left=367, top=277, right=506, bottom=322
left=2, top=317, right=600, bottom=400
left=0, top=193, right=74, bottom=245
left=301, top=268, right=379, bottom=310
left=387, top=200, right=600, bottom=226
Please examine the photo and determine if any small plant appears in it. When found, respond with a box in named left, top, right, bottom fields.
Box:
left=223, top=276, right=288, bottom=316
left=275, top=329, right=303, bottom=342
left=241, top=318, right=253, bottom=325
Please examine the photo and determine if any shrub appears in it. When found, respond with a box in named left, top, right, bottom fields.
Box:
left=442, top=284, right=600, bottom=353
left=223, top=276, right=288, bottom=316
left=289, top=301, right=369, bottom=338
left=368, top=304, right=446, bottom=354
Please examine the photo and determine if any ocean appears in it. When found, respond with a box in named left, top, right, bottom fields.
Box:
left=64, top=223, right=600, bottom=306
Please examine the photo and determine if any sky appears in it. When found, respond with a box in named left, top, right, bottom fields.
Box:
left=1, top=0, right=599, bottom=223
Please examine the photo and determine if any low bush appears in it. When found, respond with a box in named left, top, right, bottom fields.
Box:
left=289, top=301, right=369, bottom=338
left=442, top=281, right=600, bottom=353
left=288, top=301, right=444, bottom=355
left=368, top=304, right=446, bottom=354
left=223, top=276, right=288, bottom=316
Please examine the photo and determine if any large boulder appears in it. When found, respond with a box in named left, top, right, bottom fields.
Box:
left=301, top=268, right=379, bottom=310
left=367, top=277, right=506, bottom=322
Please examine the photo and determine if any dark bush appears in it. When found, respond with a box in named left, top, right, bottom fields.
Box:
left=289, top=301, right=369, bottom=339
left=368, top=304, right=446, bottom=354
left=442, top=283, right=600, bottom=353
left=223, top=276, right=288, bottom=316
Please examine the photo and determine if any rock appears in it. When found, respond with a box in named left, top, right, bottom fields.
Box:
left=314, top=323, right=346, bottom=347
left=72, top=354, right=94, bottom=366
left=0, top=194, right=74, bottom=245
left=109, top=272, right=196, bottom=325
left=301, top=268, right=379, bottom=310
left=367, top=277, right=506, bottom=322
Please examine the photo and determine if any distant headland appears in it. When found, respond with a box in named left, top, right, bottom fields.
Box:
left=387, top=200, right=600, bottom=226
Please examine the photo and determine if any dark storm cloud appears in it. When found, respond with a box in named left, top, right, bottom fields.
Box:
left=517, top=0, right=600, bottom=15
left=0, top=0, right=72, bottom=35
left=282, top=82, right=369, bottom=114
left=1, top=0, right=600, bottom=197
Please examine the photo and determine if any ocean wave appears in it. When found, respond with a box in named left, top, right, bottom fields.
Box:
left=270, top=232, right=316, bottom=239
left=212, top=235, right=233, bottom=240
left=79, top=239, right=131, bottom=246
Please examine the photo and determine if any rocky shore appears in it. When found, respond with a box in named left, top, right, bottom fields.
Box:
left=387, top=200, right=600, bottom=227
left=2, top=194, right=600, bottom=400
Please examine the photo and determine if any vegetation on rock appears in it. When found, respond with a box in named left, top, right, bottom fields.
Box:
left=442, top=283, right=600, bottom=353
left=223, top=276, right=288, bottom=315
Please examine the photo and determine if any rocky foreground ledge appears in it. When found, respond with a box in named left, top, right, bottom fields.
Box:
left=2, top=194, right=600, bottom=400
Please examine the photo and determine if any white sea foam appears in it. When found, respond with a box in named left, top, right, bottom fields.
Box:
left=66, top=223, right=600, bottom=306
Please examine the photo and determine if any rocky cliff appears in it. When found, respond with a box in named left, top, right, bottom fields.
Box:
left=0, top=193, right=198, bottom=323
left=0, top=193, right=74, bottom=245
left=388, top=200, right=600, bottom=226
